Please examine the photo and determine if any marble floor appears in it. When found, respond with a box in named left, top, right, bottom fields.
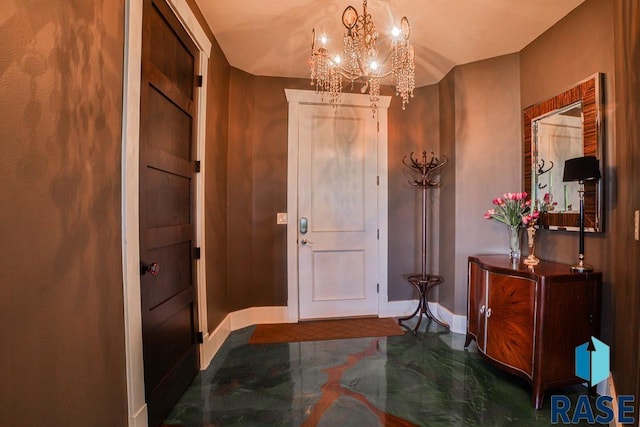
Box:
left=164, top=320, right=598, bottom=426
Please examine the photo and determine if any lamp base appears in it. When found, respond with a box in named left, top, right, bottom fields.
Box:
left=570, top=260, right=594, bottom=273
left=570, top=265, right=594, bottom=273
left=524, top=255, right=540, bottom=266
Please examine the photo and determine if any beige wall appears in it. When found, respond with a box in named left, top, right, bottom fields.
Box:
left=250, top=76, right=306, bottom=305
left=436, top=0, right=615, bottom=318
left=519, top=0, right=616, bottom=374
left=202, top=33, right=231, bottom=331
left=0, top=1, right=128, bottom=424
left=388, top=85, right=441, bottom=301
left=227, top=67, right=257, bottom=310
left=449, top=54, right=522, bottom=314
left=222, top=62, right=522, bottom=313
left=438, top=70, right=457, bottom=311
left=225, top=74, right=439, bottom=307
left=226, top=73, right=307, bottom=310
left=520, top=0, right=615, bottom=276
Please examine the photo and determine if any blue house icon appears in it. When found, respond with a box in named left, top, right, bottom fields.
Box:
left=575, top=337, right=610, bottom=387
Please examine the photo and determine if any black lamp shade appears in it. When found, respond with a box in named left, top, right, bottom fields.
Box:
left=562, top=156, right=601, bottom=182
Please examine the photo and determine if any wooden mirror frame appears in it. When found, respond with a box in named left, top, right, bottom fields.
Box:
left=523, top=73, right=604, bottom=232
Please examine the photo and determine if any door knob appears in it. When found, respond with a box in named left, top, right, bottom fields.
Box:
left=301, top=239, right=314, bottom=246
left=140, top=262, right=159, bottom=276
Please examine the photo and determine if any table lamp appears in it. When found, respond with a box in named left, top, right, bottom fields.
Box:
left=562, top=156, right=601, bottom=272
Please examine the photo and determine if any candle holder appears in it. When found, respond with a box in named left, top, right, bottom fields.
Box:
left=523, top=225, right=540, bottom=266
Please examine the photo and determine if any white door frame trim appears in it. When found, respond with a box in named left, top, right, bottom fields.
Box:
left=121, top=1, right=211, bottom=425
left=284, top=90, right=390, bottom=322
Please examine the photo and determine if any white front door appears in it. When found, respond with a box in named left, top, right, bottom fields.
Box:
left=297, top=103, right=379, bottom=319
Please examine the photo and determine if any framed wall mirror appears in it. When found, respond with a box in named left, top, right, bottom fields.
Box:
left=523, top=73, right=604, bottom=232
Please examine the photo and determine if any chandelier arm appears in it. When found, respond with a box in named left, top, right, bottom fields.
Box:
left=336, top=68, right=392, bottom=80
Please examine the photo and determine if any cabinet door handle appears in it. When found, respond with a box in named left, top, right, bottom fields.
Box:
left=486, top=308, right=492, bottom=318
left=480, top=305, right=485, bottom=314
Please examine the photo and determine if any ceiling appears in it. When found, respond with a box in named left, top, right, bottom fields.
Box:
left=195, top=0, right=586, bottom=87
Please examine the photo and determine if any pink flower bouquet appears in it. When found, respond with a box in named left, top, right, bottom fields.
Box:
left=483, top=192, right=531, bottom=227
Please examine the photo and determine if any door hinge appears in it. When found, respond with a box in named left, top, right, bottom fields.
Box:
left=194, top=247, right=201, bottom=259
left=377, top=283, right=380, bottom=293
left=588, top=314, right=594, bottom=324
left=377, top=121, right=380, bottom=132
left=195, top=160, right=201, bottom=173
left=196, top=75, right=203, bottom=87
left=376, top=176, right=379, bottom=186
left=196, top=331, right=204, bottom=343
left=377, top=229, right=380, bottom=240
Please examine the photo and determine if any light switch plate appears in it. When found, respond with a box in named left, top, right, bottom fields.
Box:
left=277, top=212, right=288, bottom=225
left=634, top=210, right=639, bottom=241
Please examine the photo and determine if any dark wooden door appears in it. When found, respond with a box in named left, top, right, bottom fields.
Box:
left=139, top=0, right=200, bottom=425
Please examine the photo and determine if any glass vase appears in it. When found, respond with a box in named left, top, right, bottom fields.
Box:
left=508, top=225, right=521, bottom=260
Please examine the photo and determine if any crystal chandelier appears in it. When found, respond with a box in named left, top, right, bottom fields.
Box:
left=310, top=0, right=415, bottom=114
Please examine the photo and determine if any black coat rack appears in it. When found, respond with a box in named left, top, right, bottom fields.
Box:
left=398, top=151, right=449, bottom=333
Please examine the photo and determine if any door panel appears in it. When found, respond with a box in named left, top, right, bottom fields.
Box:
left=147, top=87, right=193, bottom=158
left=298, top=104, right=378, bottom=319
left=144, top=293, right=196, bottom=388
left=140, top=0, right=200, bottom=425
left=312, top=250, right=365, bottom=300
left=149, top=3, right=194, bottom=99
left=310, top=115, right=365, bottom=232
left=143, top=167, right=191, bottom=227
left=146, top=242, right=193, bottom=307
left=486, top=272, right=536, bottom=377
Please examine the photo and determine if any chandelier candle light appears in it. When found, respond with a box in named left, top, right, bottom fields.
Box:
left=310, top=0, right=416, bottom=114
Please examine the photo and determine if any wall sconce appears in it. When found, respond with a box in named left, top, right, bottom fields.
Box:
left=562, top=156, right=601, bottom=272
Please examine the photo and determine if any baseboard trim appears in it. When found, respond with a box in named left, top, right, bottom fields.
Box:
left=383, top=299, right=421, bottom=318
left=382, top=300, right=467, bottom=335
left=200, top=302, right=467, bottom=369
left=606, top=374, right=620, bottom=427
left=432, top=303, right=467, bottom=335
left=201, top=316, right=231, bottom=369
left=229, top=306, right=291, bottom=330
left=201, top=307, right=291, bottom=369
left=130, top=403, right=148, bottom=427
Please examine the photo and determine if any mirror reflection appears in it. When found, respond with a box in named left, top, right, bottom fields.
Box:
left=523, top=73, right=603, bottom=232
left=533, top=102, right=583, bottom=213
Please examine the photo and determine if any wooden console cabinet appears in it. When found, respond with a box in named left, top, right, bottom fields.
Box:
left=465, top=255, right=602, bottom=409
